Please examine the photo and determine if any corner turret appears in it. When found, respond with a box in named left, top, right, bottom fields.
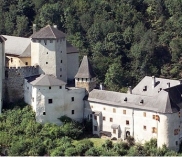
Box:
left=75, top=56, right=96, bottom=92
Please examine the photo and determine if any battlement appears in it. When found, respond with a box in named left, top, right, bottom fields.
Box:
left=6, top=66, right=39, bottom=78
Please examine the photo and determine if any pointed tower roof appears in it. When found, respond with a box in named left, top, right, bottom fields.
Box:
left=0, top=35, right=6, bottom=43
left=75, top=55, right=96, bottom=79
left=31, top=25, right=66, bottom=39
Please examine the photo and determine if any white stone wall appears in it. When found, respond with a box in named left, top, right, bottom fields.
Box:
left=67, top=53, right=79, bottom=80
left=27, top=85, right=85, bottom=124
left=55, top=38, right=67, bottom=82
left=85, top=102, right=160, bottom=142
left=64, top=87, right=85, bottom=121
left=158, top=112, right=180, bottom=151
left=34, top=85, right=66, bottom=125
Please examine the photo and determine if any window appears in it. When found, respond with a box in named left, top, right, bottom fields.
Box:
left=94, top=115, right=97, bottom=120
left=126, top=120, right=129, bottom=125
left=60, top=68, right=62, bottom=71
left=94, top=126, right=97, bottom=131
left=11, top=58, right=13, bottom=62
left=49, top=86, right=51, bottom=89
left=91, top=105, right=93, bottom=108
left=60, top=75, right=62, bottom=77
left=43, top=112, right=46, bottom=115
left=32, top=97, right=34, bottom=102
left=143, top=126, right=146, bottom=130
left=143, top=112, right=146, bottom=117
left=46, top=62, right=48, bottom=64
left=27, top=86, right=29, bottom=90
left=50, top=40, right=53, bottom=43
left=61, top=51, right=62, bottom=53
left=176, top=141, right=178, bottom=145
left=59, top=86, right=62, bottom=89
left=152, top=127, right=157, bottom=133
left=103, top=116, right=105, bottom=121
left=174, top=129, right=179, bottom=135
left=110, top=118, right=113, bottom=122
left=25, top=62, right=28, bottom=65
left=72, top=110, right=74, bottom=114
left=47, top=52, right=48, bottom=54
left=71, top=97, right=74, bottom=101
left=48, top=99, right=53, bottom=104
left=61, top=60, right=62, bottom=63
left=103, top=107, right=106, bottom=110
left=152, top=115, right=156, bottom=119
left=113, top=108, right=116, bottom=113
left=123, top=110, right=126, bottom=114
left=113, top=129, right=116, bottom=134
left=44, top=40, right=47, bottom=45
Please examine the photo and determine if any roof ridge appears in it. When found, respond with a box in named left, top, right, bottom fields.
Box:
left=49, top=25, right=56, bottom=38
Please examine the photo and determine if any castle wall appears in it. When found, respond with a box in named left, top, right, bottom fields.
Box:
left=31, top=38, right=67, bottom=82
left=4, top=66, right=39, bottom=102
left=67, top=53, right=79, bottom=81
left=158, top=112, right=180, bottom=151
left=75, top=78, right=96, bottom=92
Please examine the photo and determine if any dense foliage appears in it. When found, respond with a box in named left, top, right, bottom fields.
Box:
left=1, top=0, right=182, bottom=91
left=0, top=103, right=182, bottom=156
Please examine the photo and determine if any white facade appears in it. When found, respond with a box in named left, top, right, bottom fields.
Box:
left=31, top=38, right=67, bottom=82
left=24, top=79, right=85, bottom=124
left=67, top=53, right=79, bottom=81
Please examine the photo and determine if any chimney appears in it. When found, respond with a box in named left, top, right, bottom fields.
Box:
left=127, top=86, right=132, bottom=94
left=53, top=25, right=57, bottom=29
left=152, top=76, right=156, bottom=88
left=33, top=24, right=36, bottom=34
left=100, top=83, right=103, bottom=90
left=167, top=82, right=170, bottom=88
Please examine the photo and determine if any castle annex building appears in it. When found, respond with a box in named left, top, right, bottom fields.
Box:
left=0, top=25, right=182, bottom=151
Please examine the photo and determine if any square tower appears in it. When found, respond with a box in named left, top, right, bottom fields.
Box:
left=30, top=25, right=67, bottom=82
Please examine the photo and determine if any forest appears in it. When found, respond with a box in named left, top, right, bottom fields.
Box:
left=0, top=0, right=182, bottom=91
left=0, top=102, right=181, bottom=156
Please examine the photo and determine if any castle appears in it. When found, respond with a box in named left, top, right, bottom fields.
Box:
left=0, top=25, right=182, bottom=151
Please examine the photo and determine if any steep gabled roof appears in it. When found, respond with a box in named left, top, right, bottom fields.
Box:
left=31, top=25, right=66, bottom=39
left=132, top=76, right=179, bottom=97
left=0, top=35, right=6, bottom=42
left=75, top=55, right=96, bottom=78
left=3, top=35, right=31, bottom=56
left=30, top=74, right=66, bottom=86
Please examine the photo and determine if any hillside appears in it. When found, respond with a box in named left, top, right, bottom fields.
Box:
left=1, top=0, right=182, bottom=91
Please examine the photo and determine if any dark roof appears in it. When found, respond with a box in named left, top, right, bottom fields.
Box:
left=30, top=74, right=66, bottom=86
left=25, top=74, right=41, bottom=83
left=31, top=25, right=66, bottom=39
left=67, top=41, right=78, bottom=53
left=75, top=55, right=96, bottom=78
left=0, top=35, right=6, bottom=42
left=88, top=87, right=182, bottom=114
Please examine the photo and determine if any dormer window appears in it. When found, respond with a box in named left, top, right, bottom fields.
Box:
left=140, top=99, right=144, bottom=104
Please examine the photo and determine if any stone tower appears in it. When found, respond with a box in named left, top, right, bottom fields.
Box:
left=30, top=25, right=67, bottom=82
left=75, top=55, right=96, bottom=92
left=0, top=36, right=6, bottom=113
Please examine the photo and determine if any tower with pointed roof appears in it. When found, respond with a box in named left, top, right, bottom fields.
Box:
left=75, top=56, right=96, bottom=92
left=30, top=25, right=67, bottom=82
left=0, top=36, right=6, bottom=113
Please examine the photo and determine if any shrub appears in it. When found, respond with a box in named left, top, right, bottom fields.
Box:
left=85, top=147, right=101, bottom=156
left=64, top=147, right=78, bottom=156
left=75, top=139, right=94, bottom=155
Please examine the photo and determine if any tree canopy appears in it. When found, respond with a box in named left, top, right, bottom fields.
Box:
left=1, top=0, right=182, bottom=91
